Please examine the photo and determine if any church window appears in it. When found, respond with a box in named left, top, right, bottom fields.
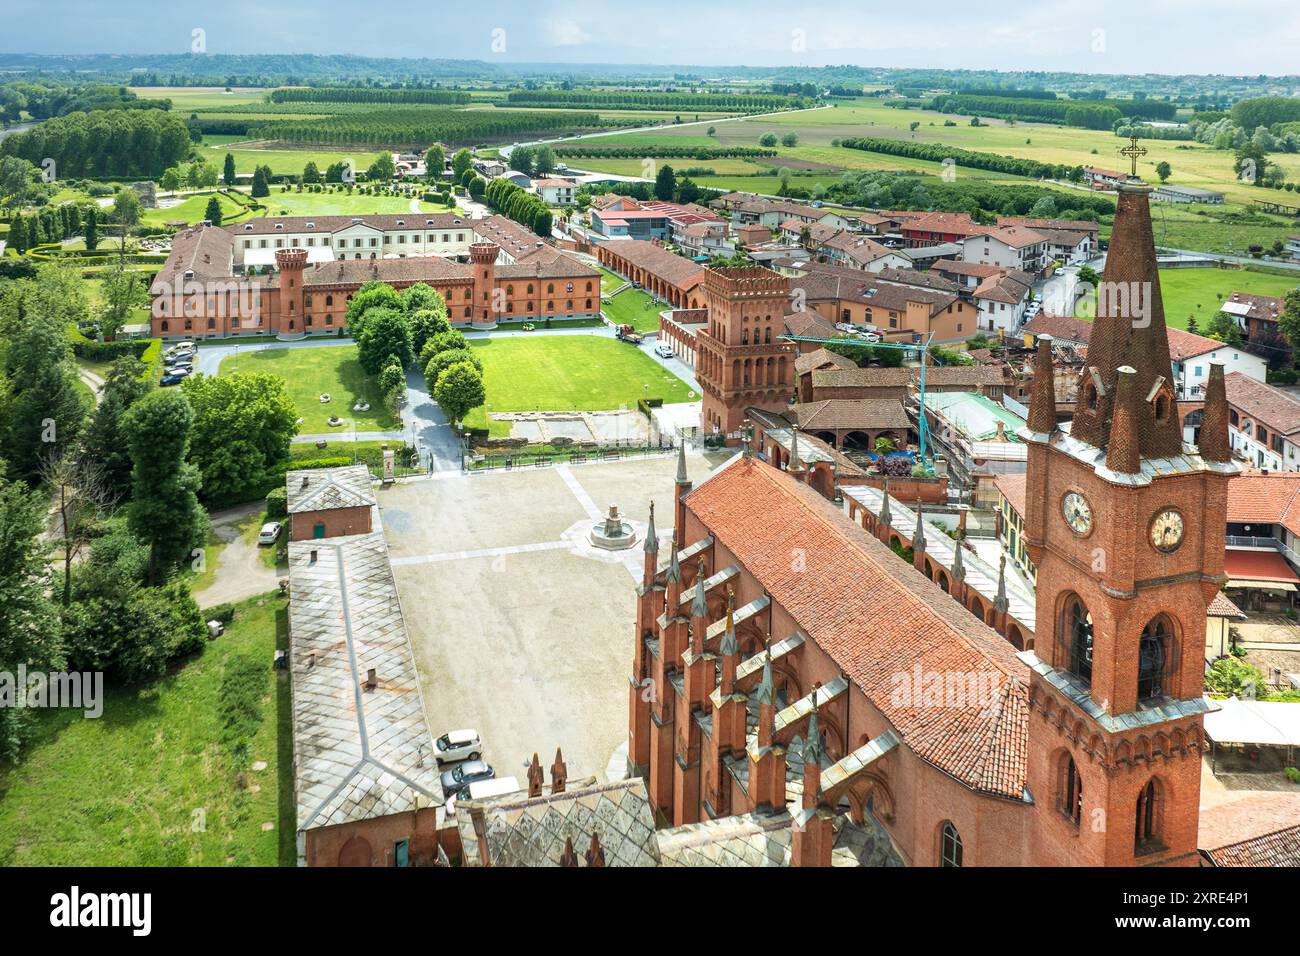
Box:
left=1138, top=616, right=1173, bottom=701
left=1063, top=596, right=1093, bottom=686
left=1135, top=778, right=1162, bottom=852
left=1154, top=392, right=1171, bottom=423
left=939, top=822, right=962, bottom=867
left=1059, top=753, right=1083, bottom=826
left=1084, top=381, right=1098, bottom=411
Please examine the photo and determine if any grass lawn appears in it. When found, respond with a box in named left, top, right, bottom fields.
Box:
left=218, top=345, right=399, bottom=434
left=193, top=139, right=378, bottom=178
left=142, top=190, right=256, bottom=228
left=0, top=592, right=292, bottom=866
left=255, top=189, right=454, bottom=218
left=602, top=284, right=665, bottom=333
left=462, top=335, right=696, bottom=435
left=1158, top=268, right=1298, bottom=330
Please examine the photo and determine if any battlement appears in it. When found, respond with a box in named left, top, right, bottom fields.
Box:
left=274, top=248, right=309, bottom=270
left=702, top=266, right=789, bottom=299
left=469, top=241, right=500, bottom=264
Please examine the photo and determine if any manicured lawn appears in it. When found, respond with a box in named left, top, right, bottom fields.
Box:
left=0, top=593, right=293, bottom=866
left=142, top=190, right=256, bottom=228
left=462, top=335, right=696, bottom=435
left=254, top=189, right=454, bottom=218
left=602, top=284, right=665, bottom=333
left=193, top=139, right=367, bottom=178
left=218, top=345, right=399, bottom=434
left=1158, top=268, right=1297, bottom=330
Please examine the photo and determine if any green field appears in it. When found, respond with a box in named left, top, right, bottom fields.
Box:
left=1157, top=268, right=1298, bottom=330
left=0, top=593, right=291, bottom=866
left=462, top=335, right=695, bottom=435
left=254, top=188, right=454, bottom=218
left=142, top=190, right=257, bottom=227
left=194, top=138, right=376, bottom=177
left=134, top=86, right=268, bottom=109
left=218, top=344, right=399, bottom=434
left=600, top=279, right=665, bottom=333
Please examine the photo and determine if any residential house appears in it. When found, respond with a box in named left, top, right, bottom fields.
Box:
left=533, top=178, right=576, bottom=206
left=1225, top=371, right=1300, bottom=471
left=960, top=225, right=1049, bottom=278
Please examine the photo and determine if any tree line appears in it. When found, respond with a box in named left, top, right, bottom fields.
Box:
left=839, top=135, right=1088, bottom=181
left=269, top=88, right=471, bottom=105
left=247, top=108, right=611, bottom=148
left=552, top=144, right=777, bottom=160
left=505, top=89, right=815, bottom=111
left=484, top=176, right=553, bottom=236
left=1, top=109, right=191, bottom=178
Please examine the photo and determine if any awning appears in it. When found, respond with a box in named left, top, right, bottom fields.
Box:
left=1224, top=548, right=1300, bottom=588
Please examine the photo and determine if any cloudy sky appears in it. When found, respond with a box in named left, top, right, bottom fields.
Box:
left=2, top=0, right=1298, bottom=75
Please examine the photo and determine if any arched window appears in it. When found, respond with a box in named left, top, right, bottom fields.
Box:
left=1138, top=616, right=1174, bottom=701
left=1058, top=753, right=1083, bottom=826
left=1063, top=596, right=1093, bottom=686
left=1135, top=778, right=1162, bottom=852
left=939, top=822, right=962, bottom=867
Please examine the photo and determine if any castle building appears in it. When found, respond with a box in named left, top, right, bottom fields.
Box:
left=148, top=213, right=601, bottom=340
left=628, top=174, right=1240, bottom=866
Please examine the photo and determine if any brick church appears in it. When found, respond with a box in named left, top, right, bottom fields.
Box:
left=628, top=174, right=1240, bottom=866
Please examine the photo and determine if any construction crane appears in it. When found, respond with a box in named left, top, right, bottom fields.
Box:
left=779, top=330, right=943, bottom=474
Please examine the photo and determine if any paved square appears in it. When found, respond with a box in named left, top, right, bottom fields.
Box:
left=376, top=450, right=724, bottom=783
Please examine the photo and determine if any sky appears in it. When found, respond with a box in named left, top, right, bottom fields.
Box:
left=1, top=0, right=1298, bottom=76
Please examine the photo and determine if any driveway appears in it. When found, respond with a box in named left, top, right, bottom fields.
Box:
left=193, top=502, right=281, bottom=608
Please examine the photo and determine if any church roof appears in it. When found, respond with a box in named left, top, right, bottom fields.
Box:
left=1198, top=792, right=1300, bottom=867
left=683, top=458, right=1030, bottom=800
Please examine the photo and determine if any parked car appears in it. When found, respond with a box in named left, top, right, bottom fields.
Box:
left=521, top=322, right=536, bottom=331
left=440, top=759, right=495, bottom=797
left=859, top=332, right=882, bottom=343
left=834, top=322, right=855, bottom=333
left=165, top=366, right=192, bottom=378
left=434, top=728, right=482, bottom=764
left=257, top=522, right=282, bottom=545
left=159, top=374, right=185, bottom=387
left=654, top=344, right=674, bottom=359
left=1054, top=267, right=1066, bottom=276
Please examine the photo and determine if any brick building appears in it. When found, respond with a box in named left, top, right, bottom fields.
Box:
left=627, top=174, right=1246, bottom=866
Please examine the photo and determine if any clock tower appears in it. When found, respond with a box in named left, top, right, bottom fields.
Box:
left=1019, top=175, right=1237, bottom=866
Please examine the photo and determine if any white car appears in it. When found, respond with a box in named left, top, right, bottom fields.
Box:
left=859, top=332, right=882, bottom=343
left=1054, top=268, right=1066, bottom=276
left=834, top=322, right=856, bottom=333
left=654, top=344, right=674, bottom=359
left=257, top=522, right=282, bottom=545
left=435, top=728, right=483, bottom=764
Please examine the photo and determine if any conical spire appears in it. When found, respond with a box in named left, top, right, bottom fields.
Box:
left=994, top=554, right=1009, bottom=614
left=788, top=426, right=806, bottom=477
left=951, top=527, right=966, bottom=582
left=719, top=590, right=737, bottom=657
left=643, top=500, right=658, bottom=554
left=803, top=686, right=822, bottom=769
left=586, top=831, right=606, bottom=867
left=675, top=438, right=689, bottom=485
left=527, top=752, right=543, bottom=797
left=879, top=478, right=892, bottom=528
left=1069, top=180, right=1182, bottom=458
left=666, top=542, right=681, bottom=583
left=1105, top=366, right=1142, bottom=475
left=1026, top=334, right=1058, bottom=435
left=912, top=499, right=926, bottom=554
left=1199, top=362, right=1232, bottom=463
left=559, top=836, right=578, bottom=867
left=755, top=637, right=775, bottom=706
left=691, top=559, right=709, bottom=646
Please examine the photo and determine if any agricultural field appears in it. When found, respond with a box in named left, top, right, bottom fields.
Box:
left=218, top=345, right=398, bottom=434
left=462, top=335, right=694, bottom=435
left=192, top=137, right=370, bottom=177
left=1157, top=267, right=1297, bottom=330
left=133, top=86, right=268, bottom=109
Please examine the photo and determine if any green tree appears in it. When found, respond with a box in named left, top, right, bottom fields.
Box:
left=378, top=361, right=406, bottom=396
left=424, top=144, right=445, bottom=181
left=181, top=372, right=297, bottom=503
left=250, top=166, right=270, bottom=198
left=367, top=152, right=395, bottom=182
left=2, top=307, right=88, bottom=483
left=7, top=214, right=27, bottom=254
left=345, top=280, right=402, bottom=337
left=356, top=307, right=414, bottom=374
left=78, top=356, right=151, bottom=502
left=1279, top=290, right=1300, bottom=364
left=97, top=258, right=149, bottom=341
left=425, top=347, right=482, bottom=383
left=419, top=329, right=470, bottom=368
left=451, top=148, right=474, bottom=183
left=203, top=195, right=223, bottom=227
left=654, top=164, right=676, bottom=202
left=302, top=160, right=321, bottom=184
left=223, top=152, right=237, bottom=186
left=782, top=132, right=799, bottom=146
left=1155, top=161, right=1172, bottom=182
left=533, top=144, right=557, bottom=175
left=111, top=187, right=142, bottom=250
left=433, top=361, right=485, bottom=428
left=63, top=580, right=206, bottom=684
left=82, top=205, right=99, bottom=252
left=123, top=389, right=205, bottom=584
left=759, top=133, right=778, bottom=147
left=0, top=472, right=64, bottom=761
left=1205, top=657, right=1268, bottom=698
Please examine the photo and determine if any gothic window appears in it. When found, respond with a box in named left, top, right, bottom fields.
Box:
left=1084, top=381, right=1099, bottom=411
left=1135, top=778, right=1162, bottom=852
left=1154, top=392, right=1171, bottom=423
left=742, top=329, right=749, bottom=345
left=1063, top=595, right=1093, bottom=686
left=1059, top=753, right=1083, bottom=826
left=1138, top=616, right=1173, bottom=702
left=939, top=822, right=962, bottom=867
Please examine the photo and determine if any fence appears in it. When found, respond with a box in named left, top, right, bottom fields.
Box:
left=466, top=439, right=675, bottom=473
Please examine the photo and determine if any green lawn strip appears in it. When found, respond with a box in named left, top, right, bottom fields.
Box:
left=601, top=284, right=665, bottom=332
left=0, top=592, right=290, bottom=866
left=217, top=346, right=398, bottom=433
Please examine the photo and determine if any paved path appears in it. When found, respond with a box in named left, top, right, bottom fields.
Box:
left=193, top=502, right=280, bottom=608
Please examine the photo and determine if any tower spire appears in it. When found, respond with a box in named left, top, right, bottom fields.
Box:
left=912, top=499, right=926, bottom=555
left=719, top=589, right=738, bottom=696
left=1199, top=362, right=1232, bottom=463
left=994, top=554, right=1009, bottom=615
left=788, top=425, right=806, bottom=477
left=1026, top=334, right=1058, bottom=435
left=879, top=478, right=892, bottom=529
left=1105, top=366, right=1142, bottom=475
left=951, top=526, right=966, bottom=582
left=1068, top=179, right=1181, bottom=459
left=643, top=501, right=657, bottom=554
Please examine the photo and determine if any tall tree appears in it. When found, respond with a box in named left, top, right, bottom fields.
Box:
left=123, top=389, right=205, bottom=584
left=2, top=303, right=88, bottom=483
left=433, top=361, right=485, bottom=428
left=203, top=195, right=223, bottom=227
left=356, top=307, right=414, bottom=374
left=181, top=372, right=297, bottom=503
left=97, top=258, right=148, bottom=341
left=451, top=148, right=473, bottom=183
left=82, top=204, right=99, bottom=252
left=223, top=152, right=236, bottom=187
left=78, top=356, right=151, bottom=502
left=654, top=164, right=676, bottom=202
left=39, top=451, right=109, bottom=605
left=250, top=166, right=270, bottom=198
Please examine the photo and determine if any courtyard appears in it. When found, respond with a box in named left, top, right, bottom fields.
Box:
left=375, top=447, right=724, bottom=782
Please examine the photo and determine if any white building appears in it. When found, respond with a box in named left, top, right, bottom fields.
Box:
left=1169, top=331, right=1267, bottom=400
left=533, top=178, right=576, bottom=206
left=1224, top=371, right=1300, bottom=471
left=960, top=226, right=1048, bottom=278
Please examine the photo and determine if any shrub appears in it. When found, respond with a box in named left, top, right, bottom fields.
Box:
left=206, top=603, right=238, bottom=625
left=425, top=347, right=481, bottom=383
left=265, top=486, right=287, bottom=519
left=1285, top=767, right=1300, bottom=784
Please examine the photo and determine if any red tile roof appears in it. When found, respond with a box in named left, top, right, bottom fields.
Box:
left=1199, top=792, right=1300, bottom=866
left=1206, top=592, right=1246, bottom=619
left=1024, top=315, right=1246, bottom=362
left=1224, top=371, right=1300, bottom=437
left=1223, top=548, right=1300, bottom=584
left=684, top=458, right=1030, bottom=799
left=1227, top=470, right=1300, bottom=538
left=994, top=473, right=1027, bottom=516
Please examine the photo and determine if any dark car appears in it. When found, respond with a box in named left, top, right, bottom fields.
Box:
left=160, top=374, right=186, bottom=387
left=439, top=759, right=495, bottom=797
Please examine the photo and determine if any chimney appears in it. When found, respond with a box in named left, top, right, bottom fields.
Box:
left=550, top=747, right=568, bottom=794
left=309, top=549, right=318, bottom=564
left=300, top=475, right=310, bottom=489
left=364, top=667, right=377, bottom=690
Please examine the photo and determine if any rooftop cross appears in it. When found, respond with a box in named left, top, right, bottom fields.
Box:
left=1119, top=134, right=1147, bottom=178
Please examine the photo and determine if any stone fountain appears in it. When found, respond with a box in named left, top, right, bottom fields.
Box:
left=589, top=504, right=639, bottom=551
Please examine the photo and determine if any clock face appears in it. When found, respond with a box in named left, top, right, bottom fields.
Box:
left=1150, top=509, right=1185, bottom=553
left=1062, top=492, right=1093, bottom=536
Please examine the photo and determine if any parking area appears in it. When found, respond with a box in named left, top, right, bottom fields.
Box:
left=376, top=449, right=724, bottom=784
